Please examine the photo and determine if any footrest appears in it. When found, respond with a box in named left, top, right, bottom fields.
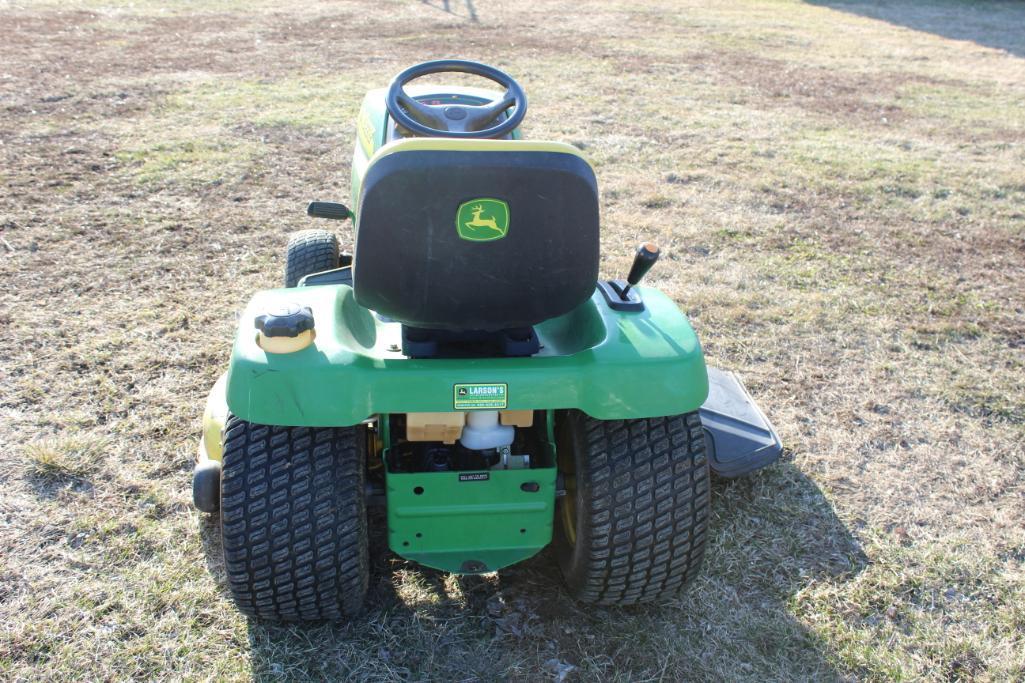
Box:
left=700, top=367, right=782, bottom=478
left=298, top=266, right=353, bottom=287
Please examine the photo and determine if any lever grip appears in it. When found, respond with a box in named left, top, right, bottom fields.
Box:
left=307, top=201, right=351, bottom=220
left=627, top=242, right=660, bottom=286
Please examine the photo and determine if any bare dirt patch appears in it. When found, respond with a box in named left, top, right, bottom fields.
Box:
left=700, top=50, right=918, bottom=124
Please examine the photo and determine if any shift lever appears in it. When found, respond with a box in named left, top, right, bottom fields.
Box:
left=620, top=242, right=660, bottom=299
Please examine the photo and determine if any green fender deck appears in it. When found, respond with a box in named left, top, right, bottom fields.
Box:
left=224, top=284, right=709, bottom=426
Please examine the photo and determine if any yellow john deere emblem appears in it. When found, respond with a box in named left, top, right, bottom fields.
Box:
left=456, top=198, right=509, bottom=242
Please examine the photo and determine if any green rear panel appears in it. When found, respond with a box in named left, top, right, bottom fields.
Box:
left=387, top=467, right=557, bottom=573
left=384, top=411, right=559, bottom=574
left=224, top=285, right=708, bottom=426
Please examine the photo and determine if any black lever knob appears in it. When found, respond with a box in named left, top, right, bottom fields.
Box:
left=307, top=201, right=351, bottom=220
left=621, top=242, right=660, bottom=298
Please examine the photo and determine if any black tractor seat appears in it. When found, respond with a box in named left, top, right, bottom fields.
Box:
left=352, top=139, right=600, bottom=337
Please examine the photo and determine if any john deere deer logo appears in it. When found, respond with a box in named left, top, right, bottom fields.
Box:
left=456, top=198, right=509, bottom=242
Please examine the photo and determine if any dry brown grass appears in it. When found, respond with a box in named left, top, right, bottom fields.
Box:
left=1, top=0, right=1023, bottom=680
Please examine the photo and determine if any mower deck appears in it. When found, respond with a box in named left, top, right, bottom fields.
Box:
left=700, top=367, right=782, bottom=477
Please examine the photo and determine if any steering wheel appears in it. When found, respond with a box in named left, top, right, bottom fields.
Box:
left=386, top=59, right=527, bottom=139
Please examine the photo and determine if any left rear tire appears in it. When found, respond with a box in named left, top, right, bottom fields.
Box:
left=220, top=416, right=368, bottom=621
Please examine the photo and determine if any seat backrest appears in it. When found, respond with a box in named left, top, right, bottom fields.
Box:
left=353, top=139, right=599, bottom=331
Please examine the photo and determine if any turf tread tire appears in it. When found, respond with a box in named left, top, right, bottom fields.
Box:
left=220, top=415, right=368, bottom=622
left=555, top=411, right=710, bottom=605
left=284, top=229, right=339, bottom=287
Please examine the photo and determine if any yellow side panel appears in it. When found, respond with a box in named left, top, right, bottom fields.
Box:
left=200, top=374, right=229, bottom=463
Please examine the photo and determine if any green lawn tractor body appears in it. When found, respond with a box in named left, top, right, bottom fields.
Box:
left=194, top=60, right=780, bottom=622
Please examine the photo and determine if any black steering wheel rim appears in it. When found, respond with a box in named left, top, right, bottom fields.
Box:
left=386, top=59, right=527, bottom=139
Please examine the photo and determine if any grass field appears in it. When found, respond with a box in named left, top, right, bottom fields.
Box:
left=1, top=0, right=1024, bottom=680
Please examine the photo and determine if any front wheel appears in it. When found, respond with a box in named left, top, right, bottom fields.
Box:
left=219, top=416, right=368, bottom=621
left=553, top=411, right=710, bottom=605
left=284, top=229, right=339, bottom=287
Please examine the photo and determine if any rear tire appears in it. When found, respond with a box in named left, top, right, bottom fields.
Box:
left=220, top=416, right=368, bottom=622
left=553, top=411, right=710, bottom=605
left=285, top=229, right=339, bottom=287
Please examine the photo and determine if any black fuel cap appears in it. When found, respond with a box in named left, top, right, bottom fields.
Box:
left=255, top=304, right=315, bottom=338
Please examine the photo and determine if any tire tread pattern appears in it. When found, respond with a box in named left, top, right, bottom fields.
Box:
left=284, top=230, right=339, bottom=288
left=558, top=411, right=710, bottom=605
left=220, top=415, right=368, bottom=622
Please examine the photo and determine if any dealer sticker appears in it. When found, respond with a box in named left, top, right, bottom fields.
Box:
left=454, top=382, right=508, bottom=410
left=458, top=472, right=490, bottom=482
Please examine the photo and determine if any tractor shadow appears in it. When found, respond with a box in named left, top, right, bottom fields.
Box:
left=806, top=0, right=1025, bottom=58
left=220, top=461, right=867, bottom=680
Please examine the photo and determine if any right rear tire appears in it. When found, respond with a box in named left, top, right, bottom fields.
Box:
left=553, top=410, right=710, bottom=605
left=220, top=416, right=368, bottom=622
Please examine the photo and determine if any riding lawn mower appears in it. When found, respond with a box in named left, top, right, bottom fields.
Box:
left=193, top=59, right=781, bottom=622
